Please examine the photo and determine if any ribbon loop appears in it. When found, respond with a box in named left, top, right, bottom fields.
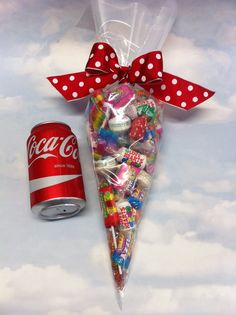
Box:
left=86, top=42, right=118, bottom=74
left=48, top=42, right=214, bottom=110
left=130, top=52, right=164, bottom=85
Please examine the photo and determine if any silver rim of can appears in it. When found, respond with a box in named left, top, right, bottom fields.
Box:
left=31, top=197, right=85, bottom=220
left=31, top=121, right=71, bottom=133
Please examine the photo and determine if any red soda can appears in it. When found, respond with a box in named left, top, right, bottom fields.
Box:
left=27, top=121, right=86, bottom=220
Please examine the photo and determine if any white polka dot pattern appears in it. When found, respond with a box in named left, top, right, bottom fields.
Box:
left=141, top=75, right=146, bottom=82
left=72, top=92, right=78, bottom=98
left=139, top=58, right=145, bottom=64
left=165, top=96, right=171, bottom=102
left=48, top=42, right=214, bottom=108
left=177, top=90, right=182, bottom=96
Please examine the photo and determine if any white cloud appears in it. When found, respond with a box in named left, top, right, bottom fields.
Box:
left=41, top=9, right=63, bottom=38
left=0, top=1, right=19, bottom=14
left=0, top=95, right=24, bottom=112
left=23, top=42, right=43, bottom=58
left=41, top=2, right=88, bottom=38
left=15, top=29, right=94, bottom=97
left=47, top=311, right=79, bottom=315
left=90, top=243, right=112, bottom=283
left=161, top=34, right=236, bottom=123
left=137, top=285, right=236, bottom=315
left=139, top=219, right=176, bottom=244
left=91, top=243, right=108, bottom=266
left=155, top=170, right=171, bottom=189
left=47, top=307, right=112, bottom=315
left=0, top=152, right=26, bottom=180
left=155, top=190, right=214, bottom=216
left=204, top=200, right=236, bottom=232
left=0, top=264, right=117, bottom=315
left=202, top=95, right=236, bottom=123
left=79, top=307, right=112, bottom=315
left=217, top=23, right=236, bottom=46
left=0, top=265, right=86, bottom=305
left=163, top=33, right=230, bottom=83
left=135, top=233, right=236, bottom=278
left=1, top=261, right=235, bottom=315
left=146, top=187, right=236, bottom=247
left=202, top=179, right=234, bottom=193
left=0, top=264, right=114, bottom=315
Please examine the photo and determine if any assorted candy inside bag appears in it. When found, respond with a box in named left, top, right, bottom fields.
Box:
left=87, top=83, right=163, bottom=293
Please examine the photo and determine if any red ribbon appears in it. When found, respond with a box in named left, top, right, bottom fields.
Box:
left=48, top=42, right=214, bottom=110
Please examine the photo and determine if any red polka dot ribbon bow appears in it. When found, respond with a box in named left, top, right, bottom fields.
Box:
left=48, top=42, right=214, bottom=110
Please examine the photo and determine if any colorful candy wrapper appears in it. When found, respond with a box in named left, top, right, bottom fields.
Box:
left=47, top=0, right=215, bottom=306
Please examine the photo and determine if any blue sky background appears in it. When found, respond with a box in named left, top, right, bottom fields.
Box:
left=0, top=0, right=236, bottom=314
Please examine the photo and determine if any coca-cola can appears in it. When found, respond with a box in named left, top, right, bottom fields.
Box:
left=27, top=121, right=86, bottom=220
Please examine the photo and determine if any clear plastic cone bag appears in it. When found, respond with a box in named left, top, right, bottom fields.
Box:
left=87, top=84, right=163, bottom=295
left=86, top=0, right=177, bottom=300
left=46, top=0, right=215, bottom=305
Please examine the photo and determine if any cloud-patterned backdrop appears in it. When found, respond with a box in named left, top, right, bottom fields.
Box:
left=0, top=0, right=235, bottom=314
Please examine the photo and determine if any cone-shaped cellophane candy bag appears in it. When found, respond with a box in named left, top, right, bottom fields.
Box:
left=87, top=85, right=162, bottom=295
left=87, top=0, right=177, bottom=298
left=47, top=0, right=215, bottom=304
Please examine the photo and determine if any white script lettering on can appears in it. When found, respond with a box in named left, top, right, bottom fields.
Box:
left=28, top=135, right=79, bottom=161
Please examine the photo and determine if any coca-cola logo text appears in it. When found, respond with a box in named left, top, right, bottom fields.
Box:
left=28, top=135, right=79, bottom=166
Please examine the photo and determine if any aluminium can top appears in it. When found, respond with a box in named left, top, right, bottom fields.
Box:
left=31, top=121, right=71, bottom=133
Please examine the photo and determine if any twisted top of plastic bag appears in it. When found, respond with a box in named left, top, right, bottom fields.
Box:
left=91, top=0, right=177, bottom=65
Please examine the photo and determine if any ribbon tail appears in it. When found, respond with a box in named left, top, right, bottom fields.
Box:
left=145, top=72, right=215, bottom=110
left=47, top=71, right=116, bottom=101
